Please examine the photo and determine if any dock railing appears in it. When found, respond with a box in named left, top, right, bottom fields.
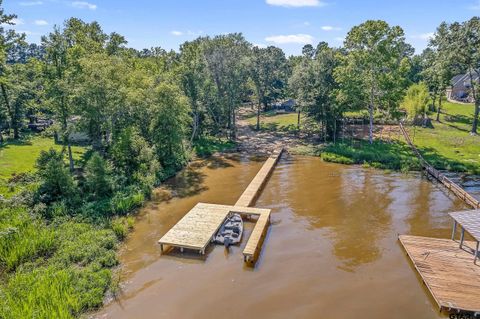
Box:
left=399, top=121, right=480, bottom=209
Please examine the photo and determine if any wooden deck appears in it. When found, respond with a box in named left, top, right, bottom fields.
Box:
left=158, top=148, right=283, bottom=263
left=158, top=203, right=271, bottom=254
left=235, top=148, right=283, bottom=207
left=399, top=235, right=480, bottom=313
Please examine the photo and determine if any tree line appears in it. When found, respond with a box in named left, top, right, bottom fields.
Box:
left=0, top=4, right=479, bottom=218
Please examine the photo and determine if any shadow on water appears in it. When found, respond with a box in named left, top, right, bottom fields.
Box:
left=162, top=155, right=246, bottom=200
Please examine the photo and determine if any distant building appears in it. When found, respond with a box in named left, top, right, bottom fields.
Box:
left=274, top=99, right=296, bottom=112
left=446, top=71, right=480, bottom=103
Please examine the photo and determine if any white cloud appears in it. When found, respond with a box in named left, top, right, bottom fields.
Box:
left=266, top=0, right=325, bottom=7
left=19, top=1, right=43, bottom=6
left=34, top=19, right=48, bottom=26
left=321, top=25, right=341, bottom=31
left=71, top=1, right=97, bottom=10
left=170, top=30, right=203, bottom=37
left=265, top=34, right=313, bottom=44
left=410, top=32, right=434, bottom=40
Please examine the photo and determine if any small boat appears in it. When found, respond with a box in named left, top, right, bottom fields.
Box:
left=214, top=213, right=243, bottom=248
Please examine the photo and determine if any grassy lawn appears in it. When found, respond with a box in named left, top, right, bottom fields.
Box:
left=0, top=135, right=85, bottom=179
left=245, top=110, right=299, bottom=132
left=405, top=101, right=480, bottom=173
left=0, top=135, right=87, bottom=197
left=305, top=101, right=480, bottom=174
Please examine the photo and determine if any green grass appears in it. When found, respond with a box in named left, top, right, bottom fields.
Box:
left=193, top=136, right=236, bottom=157
left=245, top=110, right=299, bottom=132
left=321, top=140, right=421, bottom=171
left=0, top=135, right=86, bottom=198
left=405, top=101, right=480, bottom=174
left=0, top=135, right=85, bottom=179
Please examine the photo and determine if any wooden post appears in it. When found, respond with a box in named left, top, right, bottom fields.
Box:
left=451, top=221, right=457, bottom=240
left=475, top=241, right=479, bottom=264
left=460, top=228, right=465, bottom=249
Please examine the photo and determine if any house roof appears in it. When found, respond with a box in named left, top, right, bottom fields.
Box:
left=451, top=70, right=480, bottom=89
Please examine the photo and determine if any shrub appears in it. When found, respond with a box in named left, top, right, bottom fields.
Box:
left=83, top=153, right=113, bottom=200
left=111, top=189, right=144, bottom=215
left=111, top=127, right=160, bottom=190
left=111, top=216, right=135, bottom=240
left=35, top=149, right=78, bottom=206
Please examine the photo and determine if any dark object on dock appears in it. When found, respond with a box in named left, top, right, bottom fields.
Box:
left=214, top=213, right=243, bottom=247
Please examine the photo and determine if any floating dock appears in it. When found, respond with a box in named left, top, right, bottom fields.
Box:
left=158, top=148, right=283, bottom=263
left=399, top=235, right=480, bottom=313
left=158, top=203, right=270, bottom=256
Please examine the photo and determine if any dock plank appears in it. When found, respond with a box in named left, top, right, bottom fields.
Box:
left=399, top=235, right=480, bottom=313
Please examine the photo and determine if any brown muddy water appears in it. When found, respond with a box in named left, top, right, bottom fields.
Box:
left=97, top=154, right=468, bottom=319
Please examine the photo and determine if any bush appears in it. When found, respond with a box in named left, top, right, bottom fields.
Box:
left=83, top=153, right=113, bottom=200
left=111, top=216, right=135, bottom=240
left=321, top=152, right=354, bottom=164
left=111, top=127, right=160, bottom=190
left=35, top=149, right=78, bottom=207
left=111, top=189, right=145, bottom=215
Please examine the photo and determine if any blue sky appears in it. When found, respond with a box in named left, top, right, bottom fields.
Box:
left=4, top=0, right=480, bottom=55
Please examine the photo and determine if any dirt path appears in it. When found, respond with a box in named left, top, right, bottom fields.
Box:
left=236, top=108, right=319, bottom=155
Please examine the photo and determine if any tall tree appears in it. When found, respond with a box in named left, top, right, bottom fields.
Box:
left=434, top=18, right=480, bottom=134
left=0, top=2, right=25, bottom=140
left=421, top=46, right=451, bottom=122
left=290, top=42, right=340, bottom=139
left=179, top=38, right=209, bottom=143
left=42, top=27, right=76, bottom=171
left=335, top=20, right=411, bottom=143
left=249, top=46, right=288, bottom=130
left=203, top=34, right=250, bottom=140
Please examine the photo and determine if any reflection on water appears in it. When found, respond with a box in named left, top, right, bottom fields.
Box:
left=97, top=155, right=467, bottom=319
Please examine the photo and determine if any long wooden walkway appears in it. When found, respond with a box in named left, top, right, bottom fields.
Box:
left=235, top=148, right=283, bottom=207
left=399, top=235, right=480, bottom=313
left=158, top=148, right=283, bottom=263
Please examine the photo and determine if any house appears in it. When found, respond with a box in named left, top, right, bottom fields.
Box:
left=446, top=70, right=480, bottom=103
left=274, top=99, right=296, bottom=113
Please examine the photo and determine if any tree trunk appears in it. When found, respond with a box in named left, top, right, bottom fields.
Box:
left=473, top=100, right=480, bottom=135
left=436, top=95, right=442, bottom=122
left=368, top=87, right=374, bottom=144
left=231, top=108, right=237, bottom=140
left=256, top=100, right=261, bottom=131
left=297, top=109, right=301, bottom=130
left=0, top=130, right=3, bottom=143
left=0, top=83, right=15, bottom=139
left=67, top=143, right=74, bottom=172
left=189, top=110, right=198, bottom=145
left=468, top=68, right=478, bottom=135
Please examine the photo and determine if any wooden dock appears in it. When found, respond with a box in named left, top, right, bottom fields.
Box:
left=158, top=148, right=283, bottom=263
left=399, top=235, right=480, bottom=313
left=399, top=122, right=480, bottom=209
left=235, top=148, right=283, bottom=207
